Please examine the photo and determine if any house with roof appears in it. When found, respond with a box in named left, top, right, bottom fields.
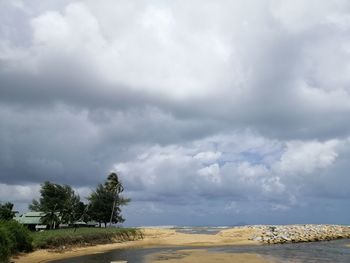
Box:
left=14, top=212, right=48, bottom=231
left=14, top=211, right=98, bottom=230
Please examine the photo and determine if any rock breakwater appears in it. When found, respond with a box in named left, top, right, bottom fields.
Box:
left=249, top=225, right=350, bottom=244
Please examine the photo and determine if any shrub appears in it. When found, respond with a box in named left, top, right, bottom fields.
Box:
left=0, top=226, right=11, bottom=263
left=0, top=220, right=33, bottom=262
left=31, top=227, right=143, bottom=249
left=2, top=220, right=33, bottom=253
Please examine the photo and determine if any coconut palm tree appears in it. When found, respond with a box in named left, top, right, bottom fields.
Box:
left=105, top=172, right=125, bottom=227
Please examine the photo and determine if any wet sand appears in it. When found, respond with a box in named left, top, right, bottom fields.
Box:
left=13, top=227, right=259, bottom=263
left=147, top=249, right=277, bottom=263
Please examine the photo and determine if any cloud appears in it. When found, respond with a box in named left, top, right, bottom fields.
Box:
left=112, top=132, right=350, bottom=224
left=277, top=140, right=339, bottom=175
left=1, top=0, right=350, bottom=224
left=115, top=133, right=344, bottom=202
left=0, top=183, right=40, bottom=203
left=194, top=151, right=222, bottom=163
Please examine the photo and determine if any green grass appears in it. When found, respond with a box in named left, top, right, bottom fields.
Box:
left=31, top=227, right=143, bottom=249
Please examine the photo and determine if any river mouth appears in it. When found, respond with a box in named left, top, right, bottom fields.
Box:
left=51, top=239, right=350, bottom=263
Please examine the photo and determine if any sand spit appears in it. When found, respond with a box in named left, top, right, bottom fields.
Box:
left=12, top=228, right=258, bottom=263
left=142, top=227, right=257, bottom=246
left=12, top=225, right=350, bottom=263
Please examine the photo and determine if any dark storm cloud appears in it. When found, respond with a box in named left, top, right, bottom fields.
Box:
left=1, top=0, right=350, bottom=140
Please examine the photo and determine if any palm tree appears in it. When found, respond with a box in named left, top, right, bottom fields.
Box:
left=40, top=204, right=60, bottom=229
left=105, top=172, right=124, bottom=227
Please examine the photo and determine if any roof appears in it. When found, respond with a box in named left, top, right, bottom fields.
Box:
left=73, top=221, right=87, bottom=225
left=14, top=211, right=46, bottom=225
left=86, top=221, right=99, bottom=226
left=22, top=212, right=46, bottom=217
left=15, top=216, right=41, bottom=225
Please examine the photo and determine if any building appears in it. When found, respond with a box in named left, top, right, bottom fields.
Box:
left=14, top=211, right=98, bottom=230
left=14, top=212, right=48, bottom=231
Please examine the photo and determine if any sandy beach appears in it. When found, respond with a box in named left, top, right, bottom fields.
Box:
left=13, top=227, right=259, bottom=263
left=11, top=226, right=350, bottom=263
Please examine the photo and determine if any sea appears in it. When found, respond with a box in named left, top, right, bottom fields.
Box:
left=51, top=226, right=350, bottom=263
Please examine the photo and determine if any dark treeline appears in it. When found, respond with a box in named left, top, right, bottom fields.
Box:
left=29, top=172, right=130, bottom=229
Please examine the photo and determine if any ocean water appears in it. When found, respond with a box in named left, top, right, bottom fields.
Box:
left=172, top=226, right=231, bottom=235
left=138, top=225, right=231, bottom=235
left=51, top=227, right=350, bottom=263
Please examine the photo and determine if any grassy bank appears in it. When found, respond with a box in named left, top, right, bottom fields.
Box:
left=31, top=227, right=143, bottom=249
left=0, top=221, right=142, bottom=262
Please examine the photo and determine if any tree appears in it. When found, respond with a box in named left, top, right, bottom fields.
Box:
left=0, top=202, right=15, bottom=220
left=60, top=185, right=85, bottom=224
left=40, top=209, right=60, bottom=229
left=105, top=172, right=124, bottom=226
left=29, top=181, right=84, bottom=229
left=87, top=184, right=113, bottom=227
left=88, top=173, right=129, bottom=227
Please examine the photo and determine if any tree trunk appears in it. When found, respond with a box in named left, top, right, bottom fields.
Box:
left=109, top=198, right=116, bottom=227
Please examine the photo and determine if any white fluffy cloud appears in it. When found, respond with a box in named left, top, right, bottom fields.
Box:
left=24, top=1, right=244, bottom=99
left=114, top=132, right=350, bottom=224
left=278, top=140, right=339, bottom=175
left=115, top=133, right=345, bottom=207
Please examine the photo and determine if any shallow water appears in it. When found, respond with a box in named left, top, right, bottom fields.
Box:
left=52, top=239, right=350, bottom=263
left=173, top=226, right=230, bottom=235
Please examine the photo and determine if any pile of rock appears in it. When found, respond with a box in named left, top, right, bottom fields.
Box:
left=249, top=224, right=350, bottom=244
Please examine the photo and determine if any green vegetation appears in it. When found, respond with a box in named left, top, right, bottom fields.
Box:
left=0, top=220, right=33, bottom=263
left=0, top=172, right=134, bottom=262
left=2, top=220, right=33, bottom=253
left=28, top=172, right=129, bottom=228
left=0, top=226, right=11, bottom=262
left=31, top=227, right=142, bottom=249
left=0, top=220, right=142, bottom=262
left=29, top=182, right=86, bottom=229
left=88, top=172, right=130, bottom=227
left=0, top=203, right=15, bottom=221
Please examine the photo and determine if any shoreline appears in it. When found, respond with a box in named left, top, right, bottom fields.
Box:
left=12, top=225, right=350, bottom=263
left=12, top=227, right=258, bottom=263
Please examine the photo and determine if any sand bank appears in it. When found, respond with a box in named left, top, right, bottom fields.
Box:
left=147, top=249, right=277, bottom=263
left=12, top=227, right=258, bottom=263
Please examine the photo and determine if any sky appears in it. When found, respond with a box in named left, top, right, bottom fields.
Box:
left=1, top=0, right=350, bottom=226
